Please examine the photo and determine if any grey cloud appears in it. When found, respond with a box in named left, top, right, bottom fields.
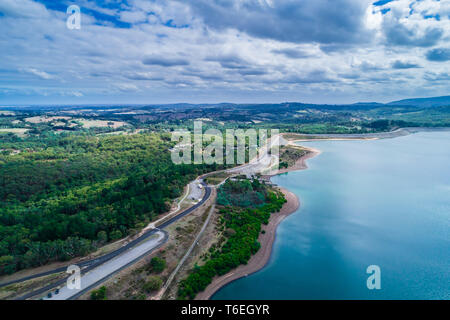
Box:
left=206, top=55, right=268, bottom=75
left=365, top=75, right=393, bottom=83
left=283, top=70, right=336, bottom=84
left=83, top=50, right=108, bottom=58
left=236, top=68, right=267, bottom=76
left=426, top=48, right=450, bottom=62
left=319, top=43, right=355, bottom=53
left=194, top=74, right=225, bottom=81
left=181, top=0, right=373, bottom=45
left=181, top=70, right=226, bottom=81
left=124, top=72, right=164, bottom=81
left=392, top=60, right=421, bottom=69
left=424, top=72, right=450, bottom=81
left=220, top=62, right=246, bottom=70
left=90, top=71, right=114, bottom=77
left=272, top=48, right=312, bottom=59
left=359, top=62, right=384, bottom=72
left=339, top=73, right=360, bottom=80
left=164, top=78, right=198, bottom=86
left=385, top=24, right=443, bottom=47
left=113, top=83, right=140, bottom=92
left=142, top=56, right=190, bottom=67
left=206, top=55, right=249, bottom=70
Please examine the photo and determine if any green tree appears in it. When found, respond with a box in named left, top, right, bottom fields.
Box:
left=109, top=230, right=123, bottom=241
left=150, top=257, right=166, bottom=273
left=97, top=231, right=108, bottom=244
left=0, top=255, right=15, bottom=275
left=90, top=286, right=107, bottom=300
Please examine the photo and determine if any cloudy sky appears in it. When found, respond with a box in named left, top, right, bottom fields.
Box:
left=0, top=0, right=449, bottom=105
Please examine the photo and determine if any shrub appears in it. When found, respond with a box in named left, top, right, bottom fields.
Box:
left=90, top=286, right=107, bottom=300
left=143, top=276, right=162, bottom=293
left=150, top=257, right=166, bottom=273
left=97, top=231, right=108, bottom=243
left=109, top=230, right=123, bottom=241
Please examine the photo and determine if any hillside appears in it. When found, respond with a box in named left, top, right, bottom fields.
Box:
left=388, top=96, right=450, bottom=108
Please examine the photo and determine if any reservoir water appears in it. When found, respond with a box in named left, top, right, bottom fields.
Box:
left=213, top=131, right=450, bottom=300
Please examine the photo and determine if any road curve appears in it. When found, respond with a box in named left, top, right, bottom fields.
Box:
left=1, top=182, right=211, bottom=300
left=47, top=230, right=168, bottom=300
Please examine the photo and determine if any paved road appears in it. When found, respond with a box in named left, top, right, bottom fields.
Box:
left=1, top=181, right=211, bottom=300
left=45, top=231, right=167, bottom=300
left=188, top=180, right=204, bottom=201
left=226, top=134, right=281, bottom=176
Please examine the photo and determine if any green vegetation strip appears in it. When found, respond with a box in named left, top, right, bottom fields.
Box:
left=178, top=179, right=286, bottom=299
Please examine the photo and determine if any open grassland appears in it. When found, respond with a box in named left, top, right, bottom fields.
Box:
left=0, top=128, right=29, bottom=137
left=0, top=111, right=15, bottom=116
left=25, top=116, right=72, bottom=124
left=78, top=119, right=128, bottom=128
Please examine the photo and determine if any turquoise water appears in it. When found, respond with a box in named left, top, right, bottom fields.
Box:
left=213, top=131, right=450, bottom=300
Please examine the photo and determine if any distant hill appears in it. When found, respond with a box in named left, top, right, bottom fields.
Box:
left=388, top=96, right=450, bottom=108
left=4, top=96, right=450, bottom=111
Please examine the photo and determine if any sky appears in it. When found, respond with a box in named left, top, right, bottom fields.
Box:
left=0, top=0, right=449, bottom=105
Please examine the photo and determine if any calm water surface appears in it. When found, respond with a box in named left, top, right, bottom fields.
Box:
left=213, top=131, right=450, bottom=300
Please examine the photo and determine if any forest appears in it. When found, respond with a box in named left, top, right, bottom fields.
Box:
left=178, top=179, right=286, bottom=299
left=0, top=132, right=223, bottom=275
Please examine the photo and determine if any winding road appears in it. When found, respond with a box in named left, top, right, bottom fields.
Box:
left=0, top=181, right=211, bottom=300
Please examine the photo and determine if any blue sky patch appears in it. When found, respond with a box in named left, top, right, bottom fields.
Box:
left=373, top=0, right=395, bottom=6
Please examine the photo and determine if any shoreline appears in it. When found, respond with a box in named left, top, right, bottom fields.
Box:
left=195, top=146, right=320, bottom=300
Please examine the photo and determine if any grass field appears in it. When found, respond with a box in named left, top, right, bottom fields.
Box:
left=0, top=128, right=29, bottom=137
left=79, top=119, right=128, bottom=128
left=0, top=111, right=15, bottom=116
left=25, top=116, right=72, bottom=123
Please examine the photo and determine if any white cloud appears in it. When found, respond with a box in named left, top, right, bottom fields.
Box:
left=113, top=83, right=140, bottom=92
left=365, top=5, right=383, bottom=30
left=20, top=68, right=53, bottom=80
left=0, top=0, right=49, bottom=19
left=0, top=0, right=448, bottom=104
left=377, top=0, right=450, bottom=47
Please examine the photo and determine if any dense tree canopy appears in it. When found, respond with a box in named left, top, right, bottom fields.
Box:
left=217, top=179, right=267, bottom=208
left=0, top=133, right=221, bottom=275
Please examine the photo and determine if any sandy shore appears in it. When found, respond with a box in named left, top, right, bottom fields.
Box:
left=277, top=145, right=321, bottom=175
left=195, top=148, right=320, bottom=300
